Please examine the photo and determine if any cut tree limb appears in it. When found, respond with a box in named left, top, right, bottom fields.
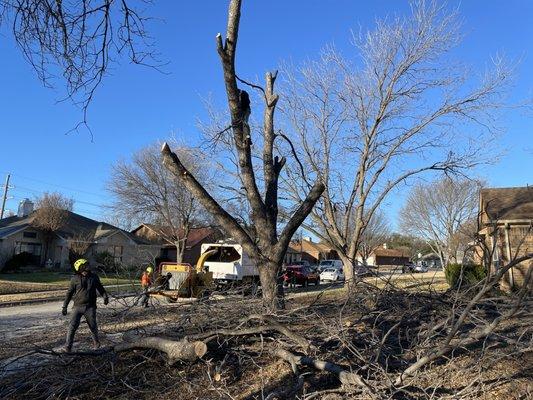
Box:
left=188, top=314, right=312, bottom=351
left=245, top=314, right=313, bottom=351
left=114, top=337, right=207, bottom=365
left=273, top=348, right=371, bottom=389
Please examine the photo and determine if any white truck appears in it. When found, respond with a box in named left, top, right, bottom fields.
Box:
left=200, top=241, right=259, bottom=286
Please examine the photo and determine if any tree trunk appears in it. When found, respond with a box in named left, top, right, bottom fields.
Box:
left=339, top=255, right=357, bottom=290
left=258, top=259, right=284, bottom=311
left=175, top=241, right=184, bottom=263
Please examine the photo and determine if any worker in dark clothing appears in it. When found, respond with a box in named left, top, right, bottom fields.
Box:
left=62, top=258, right=109, bottom=352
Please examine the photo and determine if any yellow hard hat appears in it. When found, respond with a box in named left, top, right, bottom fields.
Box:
left=74, top=259, right=89, bottom=271
left=146, top=266, right=154, bottom=274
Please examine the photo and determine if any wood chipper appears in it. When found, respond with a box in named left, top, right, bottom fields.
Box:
left=150, top=249, right=217, bottom=302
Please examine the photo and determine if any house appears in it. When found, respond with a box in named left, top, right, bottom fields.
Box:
left=420, top=252, right=442, bottom=268
left=131, top=224, right=223, bottom=265
left=0, top=199, right=157, bottom=271
left=284, top=242, right=302, bottom=265
left=476, top=186, right=533, bottom=290
left=357, top=244, right=410, bottom=267
left=283, top=238, right=339, bottom=266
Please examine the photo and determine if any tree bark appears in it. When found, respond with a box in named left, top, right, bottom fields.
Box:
left=339, top=254, right=357, bottom=290
left=175, top=241, right=184, bottom=263
left=258, top=259, right=285, bottom=310
left=114, top=337, right=207, bottom=365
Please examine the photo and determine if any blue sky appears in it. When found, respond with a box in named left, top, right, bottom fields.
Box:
left=0, top=0, right=531, bottom=226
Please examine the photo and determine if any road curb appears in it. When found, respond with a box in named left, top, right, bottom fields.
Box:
left=0, top=296, right=64, bottom=308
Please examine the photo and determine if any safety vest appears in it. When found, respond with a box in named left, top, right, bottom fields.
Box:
left=141, top=272, right=151, bottom=288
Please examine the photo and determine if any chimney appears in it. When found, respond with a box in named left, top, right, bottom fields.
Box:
left=382, top=243, right=388, bottom=249
left=18, top=198, right=34, bottom=217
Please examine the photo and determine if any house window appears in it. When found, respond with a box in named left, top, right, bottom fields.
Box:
left=23, top=231, right=37, bottom=239
left=55, top=246, right=63, bottom=263
left=109, top=245, right=123, bottom=263
left=15, top=241, right=42, bottom=256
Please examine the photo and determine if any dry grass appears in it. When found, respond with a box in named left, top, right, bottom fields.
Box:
left=0, top=277, right=530, bottom=400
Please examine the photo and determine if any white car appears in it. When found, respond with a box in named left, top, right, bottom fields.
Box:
left=318, top=259, right=343, bottom=272
left=320, top=267, right=345, bottom=282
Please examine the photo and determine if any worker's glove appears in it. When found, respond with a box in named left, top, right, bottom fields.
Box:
left=103, top=296, right=109, bottom=306
left=62, top=307, right=67, bottom=316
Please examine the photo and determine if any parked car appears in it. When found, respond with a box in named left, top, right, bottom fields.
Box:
left=402, top=263, right=429, bottom=273
left=320, top=267, right=344, bottom=282
left=318, top=259, right=343, bottom=272
left=283, top=264, right=320, bottom=286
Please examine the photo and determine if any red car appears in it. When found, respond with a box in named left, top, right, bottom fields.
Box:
left=283, top=264, right=320, bottom=287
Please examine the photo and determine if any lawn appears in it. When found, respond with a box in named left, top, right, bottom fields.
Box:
left=0, top=272, right=132, bottom=285
left=0, top=272, right=136, bottom=295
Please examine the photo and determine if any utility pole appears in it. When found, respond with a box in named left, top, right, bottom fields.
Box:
left=1, top=174, right=11, bottom=219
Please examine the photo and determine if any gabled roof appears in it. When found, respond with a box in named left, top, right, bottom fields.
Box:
left=373, top=248, right=410, bottom=258
left=0, top=214, right=35, bottom=239
left=289, top=239, right=335, bottom=255
left=131, top=224, right=219, bottom=247
left=0, top=210, right=149, bottom=244
left=480, top=186, right=533, bottom=221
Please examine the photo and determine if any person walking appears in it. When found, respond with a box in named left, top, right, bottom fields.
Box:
left=140, top=266, right=153, bottom=307
left=62, top=258, right=109, bottom=352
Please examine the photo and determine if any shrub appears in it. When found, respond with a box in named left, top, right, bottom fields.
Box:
left=93, top=251, right=120, bottom=273
left=445, top=263, right=486, bottom=288
left=3, top=252, right=35, bottom=272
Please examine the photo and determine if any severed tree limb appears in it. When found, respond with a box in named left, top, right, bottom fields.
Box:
left=273, top=348, right=373, bottom=390
left=244, top=314, right=313, bottom=351
left=114, top=337, right=207, bottom=365
left=188, top=314, right=312, bottom=351
left=188, top=326, right=269, bottom=343
left=54, top=337, right=207, bottom=366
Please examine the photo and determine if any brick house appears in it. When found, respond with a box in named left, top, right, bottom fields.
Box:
left=477, top=187, right=532, bottom=290
left=357, top=244, right=411, bottom=267
left=284, top=238, right=339, bottom=265
left=131, top=224, right=223, bottom=265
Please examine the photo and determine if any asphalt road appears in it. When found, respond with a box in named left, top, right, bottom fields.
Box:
left=0, top=298, right=136, bottom=343
left=0, top=301, right=82, bottom=342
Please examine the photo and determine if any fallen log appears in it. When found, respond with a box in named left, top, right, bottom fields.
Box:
left=114, top=337, right=207, bottom=365
left=273, top=348, right=370, bottom=389
left=55, top=337, right=207, bottom=365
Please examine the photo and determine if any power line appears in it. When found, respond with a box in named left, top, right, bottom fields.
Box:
left=0, top=171, right=107, bottom=199
left=11, top=186, right=107, bottom=209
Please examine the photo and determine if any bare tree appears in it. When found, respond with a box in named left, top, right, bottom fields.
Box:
left=68, top=233, right=94, bottom=265
left=0, top=0, right=156, bottom=125
left=387, top=232, right=433, bottom=261
left=359, top=210, right=391, bottom=266
left=32, top=192, right=74, bottom=263
left=108, top=143, right=206, bottom=263
left=399, top=178, right=481, bottom=268
left=279, top=0, right=510, bottom=287
left=161, top=0, right=325, bottom=311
